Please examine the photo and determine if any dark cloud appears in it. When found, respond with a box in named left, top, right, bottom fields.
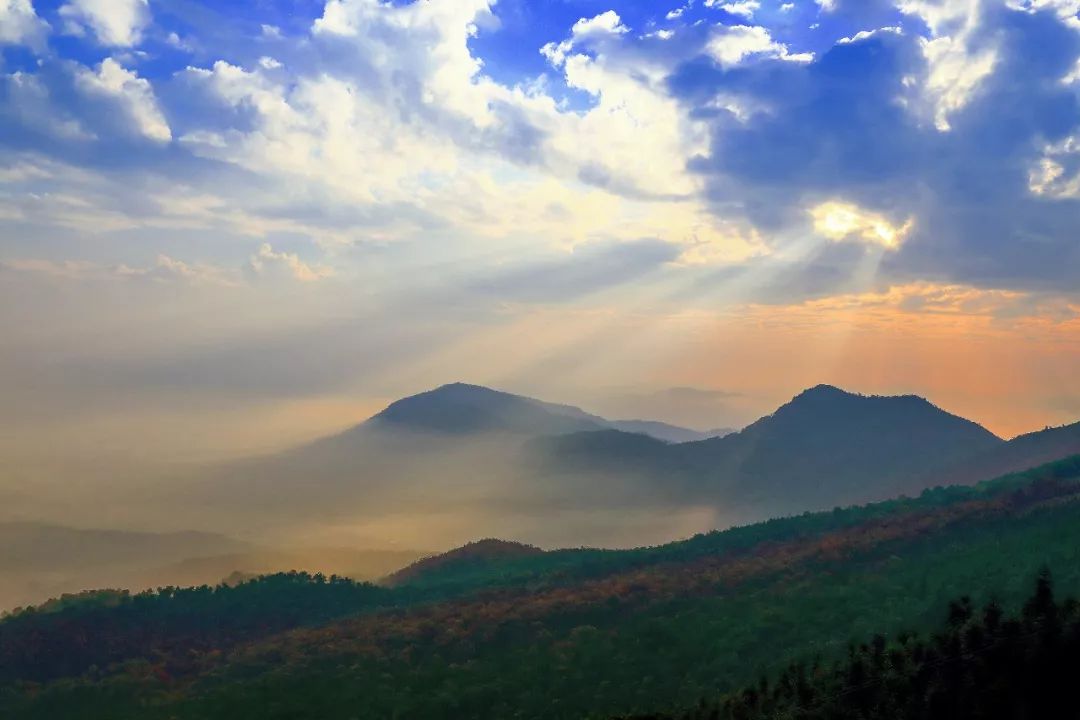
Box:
left=670, top=4, right=1080, bottom=292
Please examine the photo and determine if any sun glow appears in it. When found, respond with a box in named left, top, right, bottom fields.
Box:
left=810, top=201, right=914, bottom=249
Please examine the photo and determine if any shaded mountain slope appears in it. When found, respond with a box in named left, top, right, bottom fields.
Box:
left=686, top=384, right=1004, bottom=508
left=913, top=419, right=1080, bottom=493
left=533, top=385, right=1006, bottom=517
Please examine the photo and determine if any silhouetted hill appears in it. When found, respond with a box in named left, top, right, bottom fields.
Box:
left=533, top=385, right=1006, bottom=517
left=362, top=382, right=725, bottom=442
left=366, top=383, right=606, bottom=436
left=688, top=384, right=1005, bottom=508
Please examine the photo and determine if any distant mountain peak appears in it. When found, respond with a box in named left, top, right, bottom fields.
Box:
left=798, top=383, right=848, bottom=397
left=367, top=383, right=604, bottom=436
left=363, top=383, right=720, bottom=442
left=783, top=384, right=939, bottom=412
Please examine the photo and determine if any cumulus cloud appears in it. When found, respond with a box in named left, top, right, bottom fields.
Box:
left=247, top=243, right=334, bottom=282
left=59, top=0, right=150, bottom=47
left=0, top=0, right=49, bottom=46
left=74, top=58, right=171, bottom=142
left=708, top=1, right=761, bottom=19
left=707, top=24, right=815, bottom=66
left=838, top=26, right=902, bottom=44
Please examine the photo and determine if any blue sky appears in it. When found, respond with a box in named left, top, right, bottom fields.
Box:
left=1, top=0, right=1080, bottom=470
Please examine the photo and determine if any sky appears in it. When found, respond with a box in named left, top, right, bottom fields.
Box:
left=2, top=0, right=1080, bottom=483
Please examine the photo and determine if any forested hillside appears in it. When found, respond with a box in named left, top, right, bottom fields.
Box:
left=622, top=571, right=1078, bottom=720
left=2, top=456, right=1080, bottom=719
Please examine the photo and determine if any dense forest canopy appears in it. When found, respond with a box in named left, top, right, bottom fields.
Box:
left=620, top=571, right=1078, bottom=720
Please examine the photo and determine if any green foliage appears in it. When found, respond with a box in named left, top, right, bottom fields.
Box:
left=0, top=572, right=389, bottom=684
left=622, top=571, right=1080, bottom=720
left=2, top=456, right=1080, bottom=720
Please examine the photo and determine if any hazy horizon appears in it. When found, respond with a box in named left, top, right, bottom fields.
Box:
left=3, top=0, right=1080, bottom=477
left=2, top=0, right=1080, bottom=612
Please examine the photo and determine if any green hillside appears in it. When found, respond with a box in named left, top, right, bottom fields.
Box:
left=617, top=570, right=1079, bottom=720
left=3, top=456, right=1080, bottom=719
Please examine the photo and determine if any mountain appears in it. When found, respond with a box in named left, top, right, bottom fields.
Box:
left=687, top=384, right=1005, bottom=508
left=914, top=419, right=1080, bottom=492
left=363, top=382, right=724, bottom=442
left=192, top=382, right=1055, bottom=548
left=533, top=385, right=1006, bottom=517
left=365, top=383, right=606, bottom=436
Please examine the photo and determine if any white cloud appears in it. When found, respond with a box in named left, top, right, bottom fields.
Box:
left=837, top=26, right=902, bottom=44
left=59, top=0, right=149, bottom=46
left=541, top=10, right=628, bottom=65
left=177, top=2, right=715, bottom=236
left=1029, top=135, right=1080, bottom=198
left=5, top=0, right=789, bottom=274
left=165, top=31, right=193, bottom=52
left=918, top=34, right=997, bottom=131
left=706, top=0, right=761, bottom=19
left=248, top=243, right=334, bottom=282
left=75, top=58, right=171, bottom=142
left=707, top=24, right=814, bottom=67
left=1006, top=0, right=1080, bottom=22
left=0, top=0, right=48, bottom=46
left=898, top=0, right=998, bottom=131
